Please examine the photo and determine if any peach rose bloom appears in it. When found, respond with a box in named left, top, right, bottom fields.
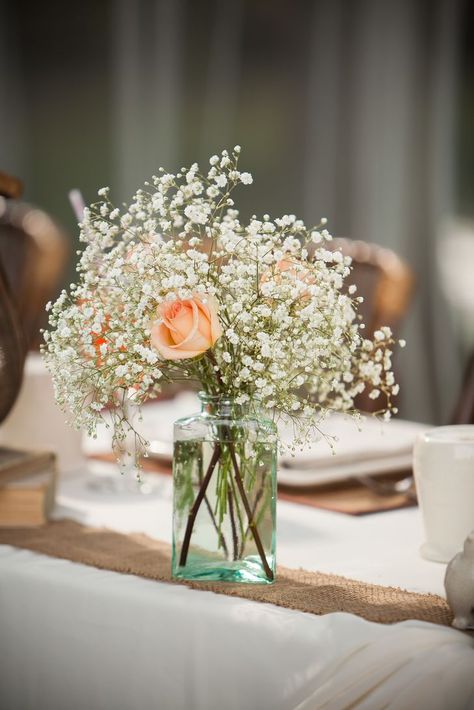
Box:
left=151, top=295, right=222, bottom=360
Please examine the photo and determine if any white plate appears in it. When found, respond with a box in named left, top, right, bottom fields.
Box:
left=277, top=415, right=428, bottom=486
left=277, top=452, right=413, bottom=486
left=84, top=395, right=429, bottom=488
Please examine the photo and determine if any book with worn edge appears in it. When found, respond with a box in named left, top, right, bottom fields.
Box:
left=0, top=447, right=56, bottom=485
left=0, top=448, right=57, bottom=526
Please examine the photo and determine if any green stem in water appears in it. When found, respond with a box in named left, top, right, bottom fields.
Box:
left=178, top=350, right=274, bottom=580
left=196, top=443, right=229, bottom=557
left=227, top=440, right=274, bottom=581
left=178, top=443, right=221, bottom=568
left=227, top=488, right=239, bottom=560
left=206, top=349, right=274, bottom=582
left=239, top=477, right=265, bottom=558
left=204, top=495, right=229, bottom=558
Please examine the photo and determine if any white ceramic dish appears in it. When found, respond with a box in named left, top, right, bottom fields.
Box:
left=84, top=393, right=428, bottom=488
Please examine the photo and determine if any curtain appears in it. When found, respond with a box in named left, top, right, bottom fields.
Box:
left=303, top=0, right=463, bottom=422
left=0, top=0, right=465, bottom=424
left=111, top=0, right=463, bottom=423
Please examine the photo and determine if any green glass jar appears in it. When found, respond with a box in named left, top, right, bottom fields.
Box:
left=172, top=393, right=277, bottom=584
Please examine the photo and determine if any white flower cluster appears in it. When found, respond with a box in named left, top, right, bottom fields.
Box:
left=42, top=147, right=401, bottom=450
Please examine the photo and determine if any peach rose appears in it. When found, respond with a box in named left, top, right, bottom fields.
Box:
left=151, top=295, right=222, bottom=360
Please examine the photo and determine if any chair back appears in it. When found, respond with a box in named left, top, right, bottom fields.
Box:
left=0, top=258, right=26, bottom=424
left=330, top=238, right=415, bottom=336
left=327, top=238, right=415, bottom=413
left=450, top=352, right=474, bottom=424
left=0, top=198, right=69, bottom=349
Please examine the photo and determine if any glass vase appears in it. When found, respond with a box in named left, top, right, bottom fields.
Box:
left=172, top=393, right=277, bottom=584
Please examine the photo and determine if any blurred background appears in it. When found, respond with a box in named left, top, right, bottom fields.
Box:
left=0, top=0, right=473, bottom=425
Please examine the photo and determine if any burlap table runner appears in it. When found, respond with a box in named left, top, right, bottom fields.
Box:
left=0, top=519, right=452, bottom=627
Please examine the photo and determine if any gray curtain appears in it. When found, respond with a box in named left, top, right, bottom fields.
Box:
left=111, top=0, right=463, bottom=423
left=303, top=0, right=463, bottom=423
left=0, top=3, right=27, bottom=188
left=0, top=0, right=465, bottom=424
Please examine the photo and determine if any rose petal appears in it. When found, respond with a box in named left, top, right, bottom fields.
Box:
left=168, top=303, right=196, bottom=343
left=204, top=295, right=223, bottom=343
left=151, top=293, right=222, bottom=361
left=194, top=298, right=212, bottom=342
left=150, top=323, right=206, bottom=360
left=179, top=330, right=212, bottom=352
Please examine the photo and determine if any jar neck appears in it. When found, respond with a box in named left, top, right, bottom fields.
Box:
left=198, top=392, right=245, bottom=417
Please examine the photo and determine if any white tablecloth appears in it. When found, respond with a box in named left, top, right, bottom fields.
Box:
left=1, top=468, right=473, bottom=710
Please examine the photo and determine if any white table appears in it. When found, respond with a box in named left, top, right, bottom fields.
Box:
left=1, top=467, right=474, bottom=710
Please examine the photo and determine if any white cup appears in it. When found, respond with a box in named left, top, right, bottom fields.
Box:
left=413, top=425, right=474, bottom=563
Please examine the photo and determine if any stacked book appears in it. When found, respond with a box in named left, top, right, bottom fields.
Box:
left=0, top=447, right=57, bottom=526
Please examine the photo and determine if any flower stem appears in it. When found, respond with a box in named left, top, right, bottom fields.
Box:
left=239, top=478, right=265, bottom=558
left=205, top=349, right=274, bottom=581
left=178, top=443, right=221, bottom=568
left=227, top=440, right=274, bottom=581
left=204, top=494, right=229, bottom=558
left=196, top=442, right=229, bottom=557
left=227, top=489, right=239, bottom=560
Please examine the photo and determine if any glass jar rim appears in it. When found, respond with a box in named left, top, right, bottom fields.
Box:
left=198, top=391, right=235, bottom=404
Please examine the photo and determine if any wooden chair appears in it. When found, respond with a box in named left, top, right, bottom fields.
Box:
left=0, top=172, right=27, bottom=423
left=0, top=256, right=26, bottom=424
left=329, top=238, right=415, bottom=337
left=0, top=171, right=23, bottom=200
left=0, top=170, right=69, bottom=422
left=0, top=197, right=69, bottom=349
left=451, top=352, right=474, bottom=425
left=327, top=238, right=415, bottom=413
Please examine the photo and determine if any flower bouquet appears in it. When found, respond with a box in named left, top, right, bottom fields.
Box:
left=43, top=147, right=400, bottom=584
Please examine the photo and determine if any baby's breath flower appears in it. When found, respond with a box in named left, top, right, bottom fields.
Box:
left=42, top=147, right=400, bottom=457
left=240, top=172, right=253, bottom=185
